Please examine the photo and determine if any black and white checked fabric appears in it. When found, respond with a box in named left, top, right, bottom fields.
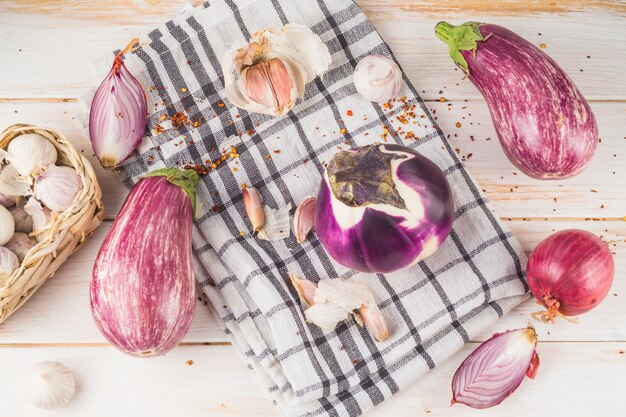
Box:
left=87, top=1, right=530, bottom=415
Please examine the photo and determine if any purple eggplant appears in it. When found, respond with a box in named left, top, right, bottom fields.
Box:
left=435, top=22, right=598, bottom=179
left=315, top=144, right=453, bottom=273
left=91, top=168, right=198, bottom=357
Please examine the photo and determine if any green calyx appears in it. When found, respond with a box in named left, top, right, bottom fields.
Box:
left=435, top=21, right=486, bottom=75
left=144, top=167, right=200, bottom=214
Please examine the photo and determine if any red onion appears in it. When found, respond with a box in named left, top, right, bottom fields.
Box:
left=452, top=327, right=539, bottom=409
left=527, top=229, right=614, bottom=322
left=89, top=38, right=147, bottom=169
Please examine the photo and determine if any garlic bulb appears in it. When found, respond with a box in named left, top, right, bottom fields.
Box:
left=10, top=204, right=33, bottom=233
left=0, top=191, right=16, bottom=208
left=353, top=55, right=403, bottom=103
left=0, top=246, right=19, bottom=284
left=24, top=198, right=54, bottom=242
left=6, top=232, right=36, bottom=262
left=26, top=361, right=75, bottom=410
left=222, top=23, right=331, bottom=116
left=0, top=133, right=57, bottom=178
left=0, top=163, right=30, bottom=197
left=34, top=165, right=82, bottom=212
left=0, top=204, right=15, bottom=245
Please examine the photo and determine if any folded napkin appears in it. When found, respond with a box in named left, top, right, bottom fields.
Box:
left=81, top=0, right=529, bottom=415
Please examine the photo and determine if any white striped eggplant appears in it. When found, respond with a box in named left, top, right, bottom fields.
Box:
left=91, top=168, right=199, bottom=357
left=436, top=22, right=598, bottom=179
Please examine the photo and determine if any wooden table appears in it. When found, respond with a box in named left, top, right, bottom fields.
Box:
left=0, top=1, right=624, bottom=415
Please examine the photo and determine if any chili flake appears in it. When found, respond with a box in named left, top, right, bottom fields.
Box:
left=346, top=110, right=353, bottom=116
left=340, top=128, right=346, bottom=135
left=455, top=122, right=462, bottom=128
left=181, top=87, right=188, bottom=93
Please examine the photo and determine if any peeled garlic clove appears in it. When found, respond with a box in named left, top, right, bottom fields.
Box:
left=293, top=197, right=316, bottom=243
left=24, top=198, right=54, bottom=242
left=360, top=304, right=389, bottom=342
left=0, top=163, right=30, bottom=197
left=10, top=204, right=33, bottom=233
left=26, top=361, right=75, bottom=410
left=222, top=23, right=331, bottom=116
left=290, top=272, right=318, bottom=308
left=34, top=165, right=83, bottom=212
left=0, top=204, right=15, bottom=245
left=353, top=55, right=403, bottom=103
left=5, top=232, right=36, bottom=262
left=304, top=302, right=350, bottom=332
left=242, top=187, right=265, bottom=232
left=0, top=246, right=19, bottom=285
left=1, top=133, right=57, bottom=178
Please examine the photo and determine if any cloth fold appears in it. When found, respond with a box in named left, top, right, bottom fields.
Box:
left=80, top=1, right=529, bottom=416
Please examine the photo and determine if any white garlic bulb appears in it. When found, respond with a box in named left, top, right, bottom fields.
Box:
left=222, top=23, right=331, bottom=116
left=26, top=361, right=75, bottom=410
left=24, top=198, right=54, bottom=242
left=34, top=165, right=82, bottom=212
left=6, top=232, right=36, bottom=262
left=10, top=204, right=33, bottom=233
left=0, top=133, right=57, bottom=178
left=0, top=163, right=30, bottom=197
left=353, top=55, right=403, bottom=103
left=0, top=246, right=19, bottom=284
left=0, top=204, right=15, bottom=245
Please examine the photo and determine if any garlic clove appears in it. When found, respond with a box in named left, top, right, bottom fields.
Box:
left=257, top=204, right=291, bottom=241
left=360, top=304, right=389, bottom=342
left=289, top=272, right=317, bottom=309
left=0, top=204, right=15, bottom=246
left=10, top=204, right=33, bottom=233
left=293, top=197, right=316, bottom=243
left=26, top=361, right=75, bottom=410
left=353, top=55, right=403, bottom=103
left=0, top=191, right=16, bottom=208
left=313, top=279, right=376, bottom=311
left=0, top=246, right=19, bottom=285
left=304, top=302, right=350, bottom=332
left=242, top=187, right=265, bottom=232
left=2, top=133, right=57, bottom=178
left=0, top=163, right=31, bottom=197
left=5, top=232, right=37, bottom=262
left=24, top=198, right=55, bottom=242
left=34, top=165, right=83, bottom=212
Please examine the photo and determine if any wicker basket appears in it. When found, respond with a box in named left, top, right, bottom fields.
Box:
left=0, top=124, right=104, bottom=324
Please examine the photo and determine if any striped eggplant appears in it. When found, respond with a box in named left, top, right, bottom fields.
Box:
left=91, top=168, right=199, bottom=357
left=435, top=22, right=598, bottom=179
left=315, top=144, right=454, bottom=273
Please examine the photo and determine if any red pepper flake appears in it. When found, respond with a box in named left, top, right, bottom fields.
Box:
left=346, top=110, right=353, bottom=116
left=340, top=128, right=346, bottom=135
left=181, top=87, right=188, bottom=93
left=439, top=97, right=447, bottom=102
left=186, top=360, right=193, bottom=366
left=274, top=149, right=281, bottom=154
left=383, top=102, right=392, bottom=109
left=211, top=205, right=223, bottom=213
left=160, top=114, right=167, bottom=121
left=186, top=59, right=192, bottom=65
left=265, top=154, right=271, bottom=159
left=539, top=43, right=547, bottom=49
left=154, top=124, right=166, bottom=134
left=217, top=102, right=225, bottom=107
left=590, top=189, right=598, bottom=193
left=455, top=122, right=462, bottom=128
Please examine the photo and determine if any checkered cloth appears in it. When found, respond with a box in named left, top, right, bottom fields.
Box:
left=82, top=0, right=529, bottom=415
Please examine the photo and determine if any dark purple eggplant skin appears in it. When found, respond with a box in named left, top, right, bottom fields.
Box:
left=436, top=22, right=598, bottom=179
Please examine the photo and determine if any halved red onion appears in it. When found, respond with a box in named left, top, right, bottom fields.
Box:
left=452, top=327, right=539, bottom=409
left=89, top=38, right=147, bottom=169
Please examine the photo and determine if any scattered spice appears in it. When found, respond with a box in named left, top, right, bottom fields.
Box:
left=239, top=231, right=245, bottom=237
left=181, top=87, right=188, bottom=93
left=346, top=110, right=353, bottom=116
left=186, top=360, right=193, bottom=366
left=539, top=43, right=547, bottom=49
left=455, top=122, right=462, bottom=128
left=340, top=128, right=346, bottom=135
left=217, top=102, right=225, bottom=107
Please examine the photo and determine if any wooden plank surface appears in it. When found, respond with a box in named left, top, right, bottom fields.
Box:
left=0, top=0, right=624, bottom=416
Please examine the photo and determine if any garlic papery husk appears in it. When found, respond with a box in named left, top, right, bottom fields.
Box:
left=0, top=191, right=16, bottom=208
left=290, top=272, right=317, bottom=309
left=0, top=204, right=15, bottom=245
left=26, top=361, right=75, bottom=410
left=222, top=23, right=331, bottom=116
left=0, top=163, right=30, bottom=197
left=6, top=232, right=37, bottom=262
left=304, top=302, right=350, bottom=332
left=257, top=204, right=292, bottom=241
left=313, top=279, right=376, bottom=311
left=0, top=246, right=19, bottom=285
left=0, top=133, right=57, bottom=178
left=34, top=165, right=83, bottom=212
left=10, top=204, right=33, bottom=233
left=353, top=55, right=403, bottom=103
left=24, top=198, right=54, bottom=242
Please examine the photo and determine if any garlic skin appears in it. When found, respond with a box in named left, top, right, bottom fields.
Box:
left=10, top=204, right=33, bottom=233
left=24, top=198, right=54, bottom=242
left=26, top=361, right=75, bottom=410
left=0, top=133, right=57, bottom=178
left=222, top=24, right=331, bottom=116
left=0, top=204, right=15, bottom=245
left=6, top=232, right=37, bottom=262
left=0, top=246, right=19, bottom=284
left=0, top=163, right=30, bottom=197
left=0, top=191, right=16, bottom=208
left=353, top=55, right=403, bottom=103
left=34, top=165, right=83, bottom=212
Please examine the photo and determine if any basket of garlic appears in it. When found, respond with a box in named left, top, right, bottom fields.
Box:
left=0, top=124, right=104, bottom=324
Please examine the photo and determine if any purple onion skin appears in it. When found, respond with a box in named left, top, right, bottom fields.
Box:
left=436, top=22, right=598, bottom=179
left=527, top=229, right=614, bottom=317
left=315, top=144, right=453, bottom=273
left=91, top=169, right=198, bottom=357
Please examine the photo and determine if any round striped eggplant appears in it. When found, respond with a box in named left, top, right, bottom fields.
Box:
left=435, top=22, right=598, bottom=179
left=315, top=144, right=453, bottom=273
left=91, top=168, right=199, bottom=357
